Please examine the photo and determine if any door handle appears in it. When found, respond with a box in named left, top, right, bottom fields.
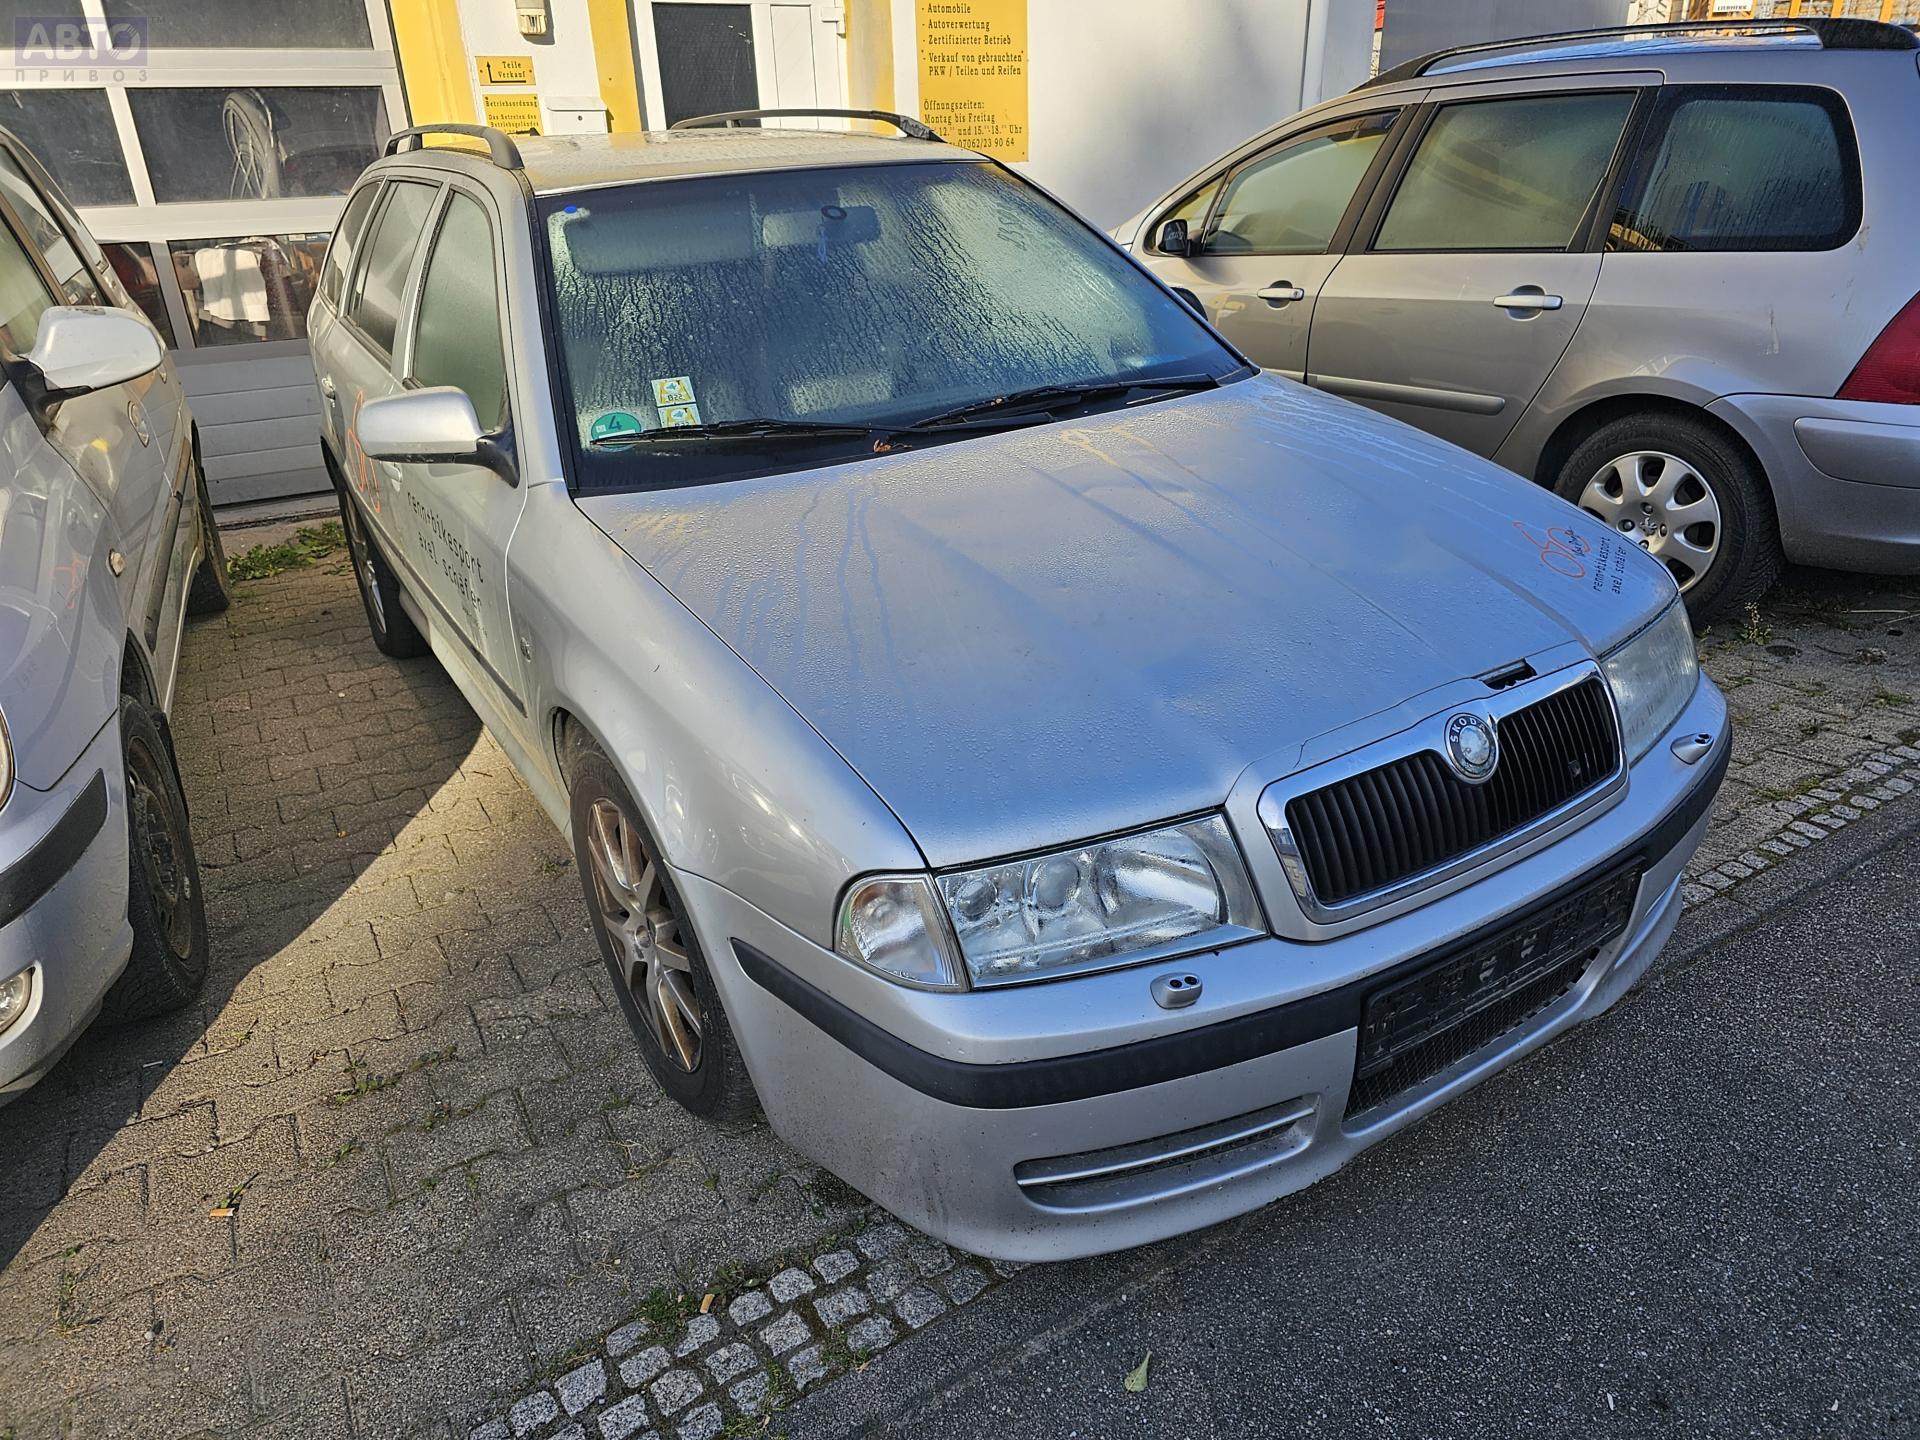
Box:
left=319, top=376, right=337, bottom=398
left=1493, top=291, right=1564, bottom=313
left=1257, top=283, right=1308, bottom=306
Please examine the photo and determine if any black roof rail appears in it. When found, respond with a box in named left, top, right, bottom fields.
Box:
left=669, top=108, right=943, bottom=141
left=1363, top=16, right=1919, bottom=89
left=385, top=123, right=524, bottom=169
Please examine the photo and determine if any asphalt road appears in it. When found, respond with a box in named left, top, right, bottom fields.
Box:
left=793, top=806, right=1920, bottom=1440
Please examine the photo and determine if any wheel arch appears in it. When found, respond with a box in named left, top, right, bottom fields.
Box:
left=1530, top=391, right=1772, bottom=505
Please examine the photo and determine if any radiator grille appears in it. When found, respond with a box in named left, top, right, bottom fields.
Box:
left=1284, top=677, right=1618, bottom=908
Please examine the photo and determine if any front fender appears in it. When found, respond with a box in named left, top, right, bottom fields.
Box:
left=509, top=484, right=923, bottom=948
left=0, top=387, right=124, bottom=792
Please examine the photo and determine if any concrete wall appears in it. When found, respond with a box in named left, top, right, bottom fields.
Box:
left=874, top=0, right=1374, bottom=231
left=1380, top=0, right=1630, bottom=70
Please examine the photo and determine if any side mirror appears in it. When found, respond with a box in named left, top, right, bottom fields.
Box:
left=1170, top=287, right=1205, bottom=318
left=356, top=386, right=516, bottom=483
left=25, top=306, right=162, bottom=396
left=1154, top=218, right=1192, bottom=257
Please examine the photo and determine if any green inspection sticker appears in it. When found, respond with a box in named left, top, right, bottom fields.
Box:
left=589, top=410, right=645, bottom=440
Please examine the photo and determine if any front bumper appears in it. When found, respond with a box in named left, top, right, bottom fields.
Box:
left=1708, top=393, right=1920, bottom=574
left=685, top=679, right=1729, bottom=1261
left=0, top=716, right=132, bottom=1099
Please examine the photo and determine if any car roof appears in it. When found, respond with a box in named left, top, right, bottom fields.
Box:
left=1362, top=17, right=1919, bottom=92
left=383, top=126, right=985, bottom=195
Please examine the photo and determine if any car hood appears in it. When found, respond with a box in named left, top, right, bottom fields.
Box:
left=578, top=378, right=1676, bottom=868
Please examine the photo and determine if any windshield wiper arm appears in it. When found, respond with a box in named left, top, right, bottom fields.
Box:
left=588, top=417, right=890, bottom=447
left=898, top=373, right=1225, bottom=433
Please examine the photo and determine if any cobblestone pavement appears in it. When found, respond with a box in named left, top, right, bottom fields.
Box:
left=1, top=554, right=1917, bottom=1440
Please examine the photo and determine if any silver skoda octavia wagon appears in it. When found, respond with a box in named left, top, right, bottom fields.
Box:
left=309, top=112, right=1727, bottom=1261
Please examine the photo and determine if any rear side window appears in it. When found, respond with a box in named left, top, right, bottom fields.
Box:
left=320, top=182, right=380, bottom=307
left=347, top=180, right=437, bottom=356
left=1202, top=112, right=1397, bottom=256
left=410, top=192, right=508, bottom=429
left=1609, top=86, right=1858, bottom=253
left=1374, top=91, right=1634, bottom=253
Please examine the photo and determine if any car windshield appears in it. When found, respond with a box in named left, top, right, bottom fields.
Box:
left=539, top=159, right=1247, bottom=490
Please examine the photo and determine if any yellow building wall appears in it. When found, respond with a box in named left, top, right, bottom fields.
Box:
left=389, top=0, right=477, bottom=125
left=847, top=0, right=896, bottom=111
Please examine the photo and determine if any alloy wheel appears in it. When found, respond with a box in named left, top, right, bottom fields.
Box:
left=584, top=798, right=703, bottom=1072
left=1576, top=450, right=1722, bottom=593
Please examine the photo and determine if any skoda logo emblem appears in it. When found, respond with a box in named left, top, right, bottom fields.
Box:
left=1445, top=711, right=1499, bottom=784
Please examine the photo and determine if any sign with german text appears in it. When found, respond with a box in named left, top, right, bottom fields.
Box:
left=476, top=55, right=533, bottom=85
left=916, top=0, right=1027, bottom=161
left=483, top=92, right=542, bottom=135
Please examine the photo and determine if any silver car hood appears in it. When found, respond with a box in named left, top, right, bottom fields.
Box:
left=579, top=378, right=1676, bottom=868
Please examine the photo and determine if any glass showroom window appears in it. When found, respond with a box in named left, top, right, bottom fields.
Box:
left=101, top=243, right=177, bottom=346
left=130, top=88, right=391, bottom=203
left=166, top=234, right=330, bottom=346
left=0, top=90, right=133, bottom=207
left=102, top=0, right=375, bottom=49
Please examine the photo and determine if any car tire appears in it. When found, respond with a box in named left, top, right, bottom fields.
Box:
left=1554, top=411, right=1784, bottom=625
left=333, top=470, right=427, bottom=659
left=566, top=731, right=758, bottom=1123
left=101, top=694, right=210, bottom=1023
left=185, top=460, right=233, bottom=617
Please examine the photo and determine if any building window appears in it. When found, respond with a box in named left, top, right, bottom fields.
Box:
left=653, top=4, right=760, bottom=127
left=168, top=233, right=330, bottom=346
left=103, top=0, right=374, bottom=49
left=129, top=87, right=391, bottom=203
left=0, top=90, right=133, bottom=208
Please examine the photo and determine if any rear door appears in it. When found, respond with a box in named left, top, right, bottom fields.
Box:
left=311, top=178, right=382, bottom=459
left=1136, top=107, right=1409, bottom=381
left=330, top=177, right=440, bottom=564
left=1306, top=77, right=1649, bottom=456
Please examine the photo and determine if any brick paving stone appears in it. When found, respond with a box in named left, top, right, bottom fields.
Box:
left=471, top=1424, right=511, bottom=1440
left=703, top=1341, right=756, bottom=1385
left=596, top=1395, right=651, bottom=1440
left=729, top=1370, right=771, bottom=1414
left=813, top=1286, right=871, bottom=1327
left=672, top=1313, right=720, bottom=1357
left=847, top=1315, right=898, bottom=1353
left=726, top=1290, right=772, bottom=1327
left=813, top=1248, right=859, bottom=1284
left=854, top=1221, right=911, bottom=1261
left=760, top=1310, right=811, bottom=1356
left=649, top=1368, right=703, bottom=1416
left=865, top=1259, right=913, bottom=1304
left=509, top=1390, right=560, bottom=1436
left=768, top=1266, right=816, bottom=1302
left=676, top=1402, right=723, bottom=1440
left=557, top=1359, right=607, bottom=1415
left=941, top=1264, right=991, bottom=1305
left=895, top=1284, right=949, bottom=1329
left=617, top=1346, right=670, bottom=1390
left=787, top=1343, right=830, bottom=1391
left=606, top=1321, right=652, bottom=1360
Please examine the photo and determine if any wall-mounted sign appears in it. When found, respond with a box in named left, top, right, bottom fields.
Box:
left=916, top=0, right=1028, bottom=161
left=477, top=54, right=534, bottom=85
left=483, top=92, right=543, bottom=135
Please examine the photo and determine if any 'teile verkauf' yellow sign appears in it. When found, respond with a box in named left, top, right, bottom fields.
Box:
left=916, top=0, right=1028, bottom=161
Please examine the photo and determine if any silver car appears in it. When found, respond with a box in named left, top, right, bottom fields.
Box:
left=1121, top=17, right=1920, bottom=623
left=0, top=131, right=228, bottom=1100
left=309, top=112, right=1726, bottom=1261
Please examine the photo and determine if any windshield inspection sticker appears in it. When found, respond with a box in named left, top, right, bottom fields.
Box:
left=589, top=410, right=645, bottom=441
left=658, top=402, right=702, bottom=428
left=652, top=376, right=696, bottom=407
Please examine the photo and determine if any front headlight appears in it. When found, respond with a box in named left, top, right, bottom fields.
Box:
left=837, top=816, right=1263, bottom=989
left=1602, top=600, right=1699, bottom=763
left=0, top=966, right=32, bottom=1037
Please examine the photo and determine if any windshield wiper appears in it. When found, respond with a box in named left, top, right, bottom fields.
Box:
left=897, top=372, right=1226, bottom=434
left=588, top=417, right=892, bottom=447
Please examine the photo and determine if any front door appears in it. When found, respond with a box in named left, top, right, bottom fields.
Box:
left=1138, top=108, right=1406, bottom=382
left=1305, top=80, right=1648, bottom=458
left=634, top=0, right=845, bottom=129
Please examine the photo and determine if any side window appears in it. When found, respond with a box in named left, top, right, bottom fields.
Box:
left=346, top=180, right=437, bottom=356
left=0, top=150, right=103, bottom=306
left=0, top=218, right=54, bottom=355
left=1148, top=175, right=1222, bottom=248
left=320, top=183, right=380, bottom=307
left=410, top=192, right=508, bottom=430
left=1609, top=86, right=1857, bottom=253
left=1373, top=92, right=1635, bottom=254
left=1202, top=112, right=1397, bottom=256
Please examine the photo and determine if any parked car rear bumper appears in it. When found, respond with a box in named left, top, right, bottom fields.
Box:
left=0, top=717, right=132, bottom=1101
left=684, top=680, right=1727, bottom=1262
left=1710, top=393, right=1920, bottom=573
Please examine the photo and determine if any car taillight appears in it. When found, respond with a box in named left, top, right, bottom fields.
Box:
left=1837, top=292, right=1920, bottom=405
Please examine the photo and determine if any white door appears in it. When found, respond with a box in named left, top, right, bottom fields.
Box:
left=633, top=1, right=845, bottom=130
